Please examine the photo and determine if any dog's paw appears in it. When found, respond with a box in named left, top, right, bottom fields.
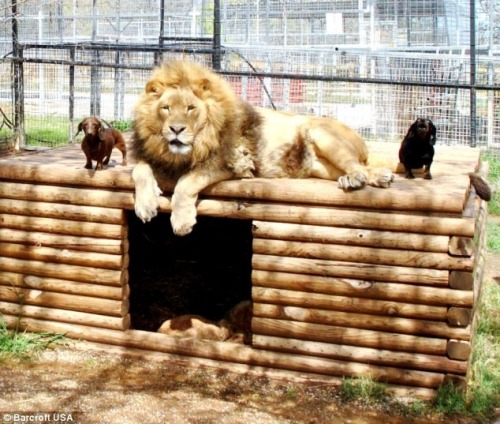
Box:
left=170, top=206, right=197, bottom=236
left=370, top=168, right=394, bottom=188
left=338, top=172, right=367, bottom=191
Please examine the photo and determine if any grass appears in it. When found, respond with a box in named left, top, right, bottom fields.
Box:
left=13, top=116, right=134, bottom=149
left=0, top=314, right=65, bottom=361
left=340, top=375, right=389, bottom=404
left=482, top=152, right=500, bottom=216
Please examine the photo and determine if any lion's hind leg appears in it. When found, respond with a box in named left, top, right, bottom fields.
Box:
left=365, top=166, right=395, bottom=188
left=310, top=128, right=394, bottom=190
left=337, top=163, right=394, bottom=190
left=311, top=151, right=371, bottom=191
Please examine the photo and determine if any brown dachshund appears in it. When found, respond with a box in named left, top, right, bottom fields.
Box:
left=77, top=117, right=127, bottom=170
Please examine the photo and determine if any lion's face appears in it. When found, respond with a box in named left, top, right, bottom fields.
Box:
left=131, top=61, right=243, bottom=173
left=156, top=87, right=208, bottom=156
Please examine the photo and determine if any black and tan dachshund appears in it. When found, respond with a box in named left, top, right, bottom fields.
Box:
left=399, top=118, right=437, bottom=180
left=399, top=118, right=492, bottom=201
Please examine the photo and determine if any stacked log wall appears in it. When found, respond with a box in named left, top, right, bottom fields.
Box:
left=0, top=182, right=130, bottom=332
left=0, top=146, right=488, bottom=397
left=250, top=188, right=488, bottom=390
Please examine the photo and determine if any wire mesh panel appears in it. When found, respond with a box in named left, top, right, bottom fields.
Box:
left=0, top=0, right=498, bottom=179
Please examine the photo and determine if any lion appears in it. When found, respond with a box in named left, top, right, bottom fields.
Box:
left=130, top=60, right=394, bottom=236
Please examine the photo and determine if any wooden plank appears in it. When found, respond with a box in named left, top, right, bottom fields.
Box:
left=253, top=335, right=467, bottom=374
left=0, top=242, right=127, bottom=270
left=449, top=236, right=474, bottom=257
left=0, top=198, right=125, bottom=224
left=0, top=273, right=126, bottom=300
left=0, top=228, right=127, bottom=254
left=252, top=221, right=451, bottom=252
left=252, top=317, right=447, bottom=355
left=447, top=340, right=471, bottom=361
left=253, top=239, right=474, bottom=271
left=0, top=301, right=130, bottom=330
left=252, top=270, right=473, bottom=306
left=0, top=181, right=135, bottom=210
left=201, top=176, right=468, bottom=213
left=449, top=271, right=474, bottom=291
left=0, top=257, right=126, bottom=286
left=252, top=287, right=448, bottom=321
left=0, top=286, right=128, bottom=317
left=252, top=254, right=449, bottom=285
left=253, top=303, right=470, bottom=340
left=0, top=214, right=126, bottom=239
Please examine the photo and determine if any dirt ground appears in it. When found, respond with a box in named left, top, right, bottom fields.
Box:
left=0, top=233, right=498, bottom=424
left=0, top=343, right=484, bottom=424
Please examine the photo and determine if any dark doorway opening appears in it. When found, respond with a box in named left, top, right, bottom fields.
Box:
left=127, top=211, right=253, bottom=333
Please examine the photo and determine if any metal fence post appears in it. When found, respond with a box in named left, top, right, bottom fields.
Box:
left=213, top=0, right=221, bottom=70
left=11, top=0, right=25, bottom=149
left=469, top=0, right=477, bottom=148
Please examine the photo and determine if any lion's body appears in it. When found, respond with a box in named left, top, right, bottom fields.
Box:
left=131, top=60, right=394, bottom=235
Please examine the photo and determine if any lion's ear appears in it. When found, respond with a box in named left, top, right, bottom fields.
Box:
left=145, top=81, right=163, bottom=95
left=200, top=78, right=211, bottom=91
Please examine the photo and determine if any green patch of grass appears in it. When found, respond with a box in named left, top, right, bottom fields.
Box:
left=24, top=116, right=70, bottom=147
left=0, top=314, right=66, bottom=361
left=21, top=116, right=133, bottom=148
left=488, top=191, right=500, bottom=217
left=434, top=382, right=468, bottom=415
left=487, top=221, right=500, bottom=253
left=481, top=152, right=500, bottom=216
left=340, top=375, right=389, bottom=404
left=109, top=119, right=133, bottom=132
left=466, top=278, right=500, bottom=420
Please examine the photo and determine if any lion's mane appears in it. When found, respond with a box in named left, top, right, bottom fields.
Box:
left=130, top=61, right=260, bottom=179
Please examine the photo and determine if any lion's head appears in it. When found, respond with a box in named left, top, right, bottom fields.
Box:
left=131, top=61, right=241, bottom=174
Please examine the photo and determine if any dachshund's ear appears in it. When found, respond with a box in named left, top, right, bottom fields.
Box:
left=429, top=120, right=437, bottom=142
left=76, top=121, right=83, bottom=134
left=406, top=121, right=417, bottom=138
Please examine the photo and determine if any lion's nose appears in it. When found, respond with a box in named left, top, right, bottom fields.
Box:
left=169, top=125, right=186, bottom=135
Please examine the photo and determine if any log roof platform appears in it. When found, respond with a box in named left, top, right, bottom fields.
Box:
left=0, top=141, right=489, bottom=399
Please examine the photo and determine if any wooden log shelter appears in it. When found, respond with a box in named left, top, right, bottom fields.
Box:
left=0, top=140, right=489, bottom=399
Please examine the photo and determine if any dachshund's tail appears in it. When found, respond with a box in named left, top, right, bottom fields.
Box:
left=468, top=172, right=492, bottom=201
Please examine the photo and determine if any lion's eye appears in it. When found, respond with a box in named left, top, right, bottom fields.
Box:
left=187, top=105, right=195, bottom=111
left=161, top=105, right=170, bottom=112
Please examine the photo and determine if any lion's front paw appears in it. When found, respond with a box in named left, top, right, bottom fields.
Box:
left=171, top=207, right=197, bottom=236
left=338, top=172, right=367, bottom=191
left=135, top=184, right=161, bottom=223
left=134, top=180, right=162, bottom=223
left=132, top=162, right=162, bottom=223
left=369, top=168, right=395, bottom=188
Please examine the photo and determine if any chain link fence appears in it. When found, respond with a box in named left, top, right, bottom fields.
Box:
left=0, top=1, right=499, bottom=179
